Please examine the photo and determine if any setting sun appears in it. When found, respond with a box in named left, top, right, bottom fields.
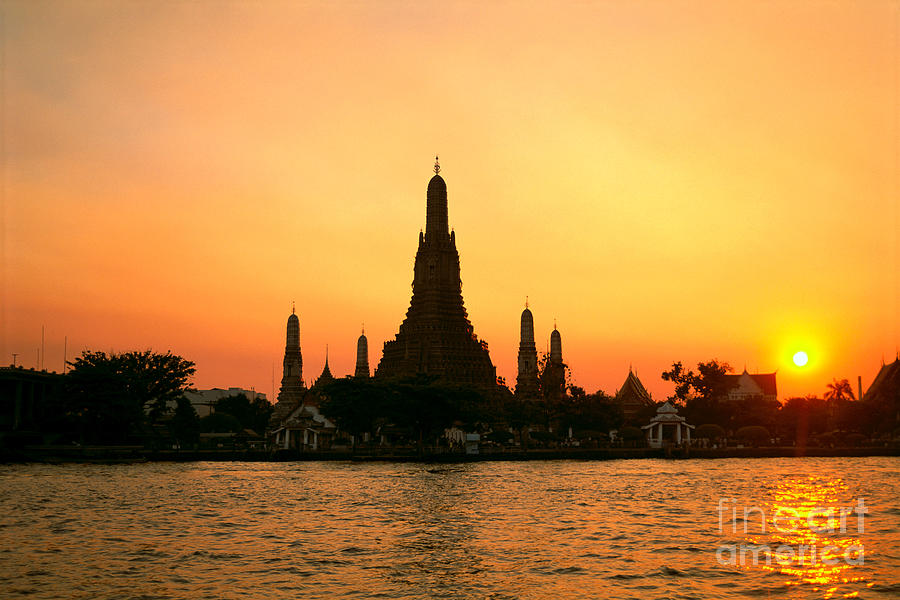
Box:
left=792, top=351, right=809, bottom=367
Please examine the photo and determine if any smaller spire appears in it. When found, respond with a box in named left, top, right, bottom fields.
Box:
left=292, top=300, right=295, bottom=315
left=434, top=155, right=440, bottom=174
left=525, top=295, right=529, bottom=309
left=554, top=318, right=557, bottom=330
left=362, top=323, right=365, bottom=335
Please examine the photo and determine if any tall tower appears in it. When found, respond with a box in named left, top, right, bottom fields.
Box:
left=515, top=300, right=539, bottom=398
left=375, top=157, right=497, bottom=388
left=550, top=325, right=562, bottom=365
left=355, top=327, right=370, bottom=378
left=278, top=304, right=304, bottom=403
left=543, top=323, right=566, bottom=401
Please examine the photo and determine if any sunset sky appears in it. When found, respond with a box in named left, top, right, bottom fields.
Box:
left=2, top=1, right=897, bottom=402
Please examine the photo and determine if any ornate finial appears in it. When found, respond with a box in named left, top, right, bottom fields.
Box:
left=434, top=155, right=440, bottom=174
left=525, top=296, right=529, bottom=309
left=554, top=318, right=557, bottom=330
left=362, top=323, right=365, bottom=335
left=292, top=300, right=295, bottom=315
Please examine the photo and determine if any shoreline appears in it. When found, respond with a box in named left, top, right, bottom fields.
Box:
left=2, top=445, right=898, bottom=464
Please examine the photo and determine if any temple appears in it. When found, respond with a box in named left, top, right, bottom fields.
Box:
left=515, top=300, right=539, bottom=398
left=615, top=367, right=654, bottom=424
left=542, top=323, right=566, bottom=401
left=277, top=304, right=304, bottom=404
left=355, top=327, right=370, bottom=378
left=375, top=158, right=497, bottom=388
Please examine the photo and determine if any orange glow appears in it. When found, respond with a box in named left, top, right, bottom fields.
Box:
left=2, top=2, right=897, bottom=400
left=743, top=476, right=869, bottom=597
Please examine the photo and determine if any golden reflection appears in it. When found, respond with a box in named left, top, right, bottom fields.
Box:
left=742, top=476, right=867, bottom=598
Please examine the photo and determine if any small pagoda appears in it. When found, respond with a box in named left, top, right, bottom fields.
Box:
left=642, top=401, right=694, bottom=448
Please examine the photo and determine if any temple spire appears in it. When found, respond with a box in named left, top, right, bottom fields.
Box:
left=425, top=156, right=448, bottom=239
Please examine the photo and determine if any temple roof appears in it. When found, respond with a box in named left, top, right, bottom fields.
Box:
left=864, top=357, right=900, bottom=403
left=724, top=372, right=777, bottom=397
left=643, top=401, right=694, bottom=427
left=616, top=369, right=653, bottom=405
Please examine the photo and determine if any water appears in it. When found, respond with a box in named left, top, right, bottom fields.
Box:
left=1, top=457, right=898, bottom=599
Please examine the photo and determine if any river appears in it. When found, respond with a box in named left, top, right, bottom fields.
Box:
left=1, top=457, right=898, bottom=599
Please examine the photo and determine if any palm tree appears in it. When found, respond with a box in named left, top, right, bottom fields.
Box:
left=824, top=378, right=855, bottom=402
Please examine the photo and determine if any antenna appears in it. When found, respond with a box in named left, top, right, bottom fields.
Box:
left=41, top=326, right=45, bottom=370
left=12, top=353, right=18, bottom=367
left=63, top=336, right=67, bottom=374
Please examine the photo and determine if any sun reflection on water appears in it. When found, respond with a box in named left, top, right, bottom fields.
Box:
left=743, top=475, right=868, bottom=598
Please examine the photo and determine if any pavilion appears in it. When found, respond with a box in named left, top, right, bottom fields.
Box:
left=642, top=401, right=694, bottom=448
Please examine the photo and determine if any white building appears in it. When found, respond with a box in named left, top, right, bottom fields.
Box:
left=642, top=401, right=694, bottom=448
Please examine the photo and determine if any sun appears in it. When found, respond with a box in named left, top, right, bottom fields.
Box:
left=792, top=351, right=809, bottom=367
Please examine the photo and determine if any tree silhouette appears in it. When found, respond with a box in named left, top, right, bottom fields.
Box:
left=824, top=378, right=855, bottom=402
left=65, top=350, right=195, bottom=443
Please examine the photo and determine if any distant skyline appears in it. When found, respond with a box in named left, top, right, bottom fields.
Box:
left=2, top=1, right=898, bottom=401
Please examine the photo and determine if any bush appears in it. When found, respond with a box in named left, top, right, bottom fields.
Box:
left=695, top=424, right=726, bottom=440
left=735, top=425, right=770, bottom=446
left=844, top=432, right=868, bottom=447
left=484, top=430, right=514, bottom=444
left=529, top=430, right=560, bottom=442
left=618, top=426, right=643, bottom=440
left=200, top=412, right=242, bottom=433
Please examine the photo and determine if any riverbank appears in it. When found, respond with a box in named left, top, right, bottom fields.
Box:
left=2, top=444, right=898, bottom=463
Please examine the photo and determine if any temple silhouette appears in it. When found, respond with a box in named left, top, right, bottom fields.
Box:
left=374, top=157, right=498, bottom=389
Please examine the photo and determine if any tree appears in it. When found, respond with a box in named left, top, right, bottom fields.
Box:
left=65, top=350, right=195, bottom=443
left=171, top=396, right=200, bottom=446
left=695, top=423, right=727, bottom=442
left=824, top=378, right=855, bottom=402
left=320, top=378, right=389, bottom=446
left=537, top=351, right=568, bottom=404
left=200, top=412, right=242, bottom=433
left=661, top=359, right=736, bottom=404
left=692, top=360, right=736, bottom=402
left=214, top=393, right=273, bottom=434
left=661, top=361, right=695, bottom=405
left=735, top=425, right=771, bottom=447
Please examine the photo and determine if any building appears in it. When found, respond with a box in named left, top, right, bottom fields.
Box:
left=375, top=158, right=497, bottom=389
left=0, top=367, right=65, bottom=435
left=278, top=305, right=305, bottom=404
left=313, top=347, right=335, bottom=388
left=723, top=370, right=777, bottom=403
left=541, top=324, right=566, bottom=401
left=862, top=357, right=900, bottom=430
left=515, top=302, right=539, bottom=399
left=269, top=401, right=336, bottom=451
left=615, top=367, right=655, bottom=424
left=269, top=308, right=308, bottom=433
left=642, top=401, right=694, bottom=448
left=355, top=328, right=370, bottom=378
left=267, top=313, right=342, bottom=449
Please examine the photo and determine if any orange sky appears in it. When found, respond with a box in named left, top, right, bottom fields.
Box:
left=2, top=1, right=898, bottom=402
